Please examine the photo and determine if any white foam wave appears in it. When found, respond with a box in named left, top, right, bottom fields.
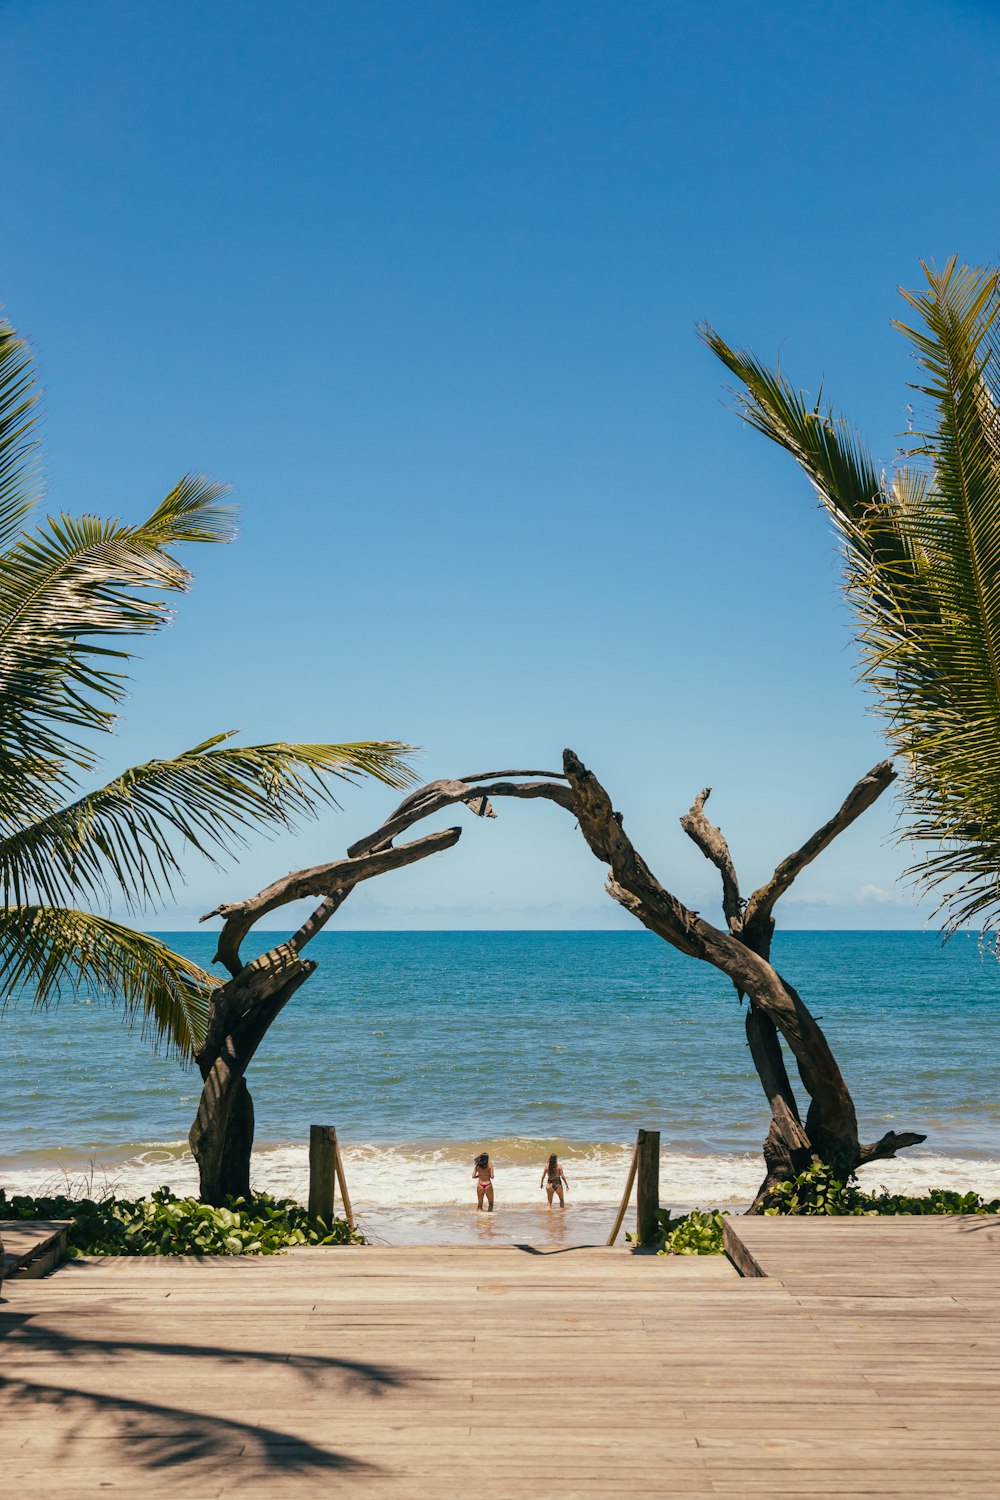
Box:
left=5, top=1139, right=1000, bottom=1208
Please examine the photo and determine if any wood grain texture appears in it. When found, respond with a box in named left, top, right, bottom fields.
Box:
left=3, top=1221, right=999, bottom=1496
left=0, top=1219, right=71, bottom=1280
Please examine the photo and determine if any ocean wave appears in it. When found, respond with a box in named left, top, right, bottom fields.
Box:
left=4, top=1138, right=1000, bottom=1208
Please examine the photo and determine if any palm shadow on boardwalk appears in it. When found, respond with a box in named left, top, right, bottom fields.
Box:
left=0, top=1305, right=404, bottom=1476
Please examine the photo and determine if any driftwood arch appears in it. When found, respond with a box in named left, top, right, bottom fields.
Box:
left=191, top=751, right=924, bottom=1209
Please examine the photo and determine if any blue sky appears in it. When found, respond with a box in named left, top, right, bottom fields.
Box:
left=2, top=0, right=998, bottom=930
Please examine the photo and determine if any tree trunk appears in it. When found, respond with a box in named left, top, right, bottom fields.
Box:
left=745, top=1003, right=811, bottom=1196
left=190, top=947, right=314, bottom=1205
left=560, top=749, right=926, bottom=1211
left=214, top=1078, right=254, bottom=1201
left=190, top=773, right=568, bottom=1204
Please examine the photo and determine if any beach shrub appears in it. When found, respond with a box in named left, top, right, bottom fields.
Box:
left=763, top=1160, right=1000, bottom=1217
left=654, top=1207, right=727, bottom=1255
left=860, top=1186, right=1000, bottom=1215
left=0, top=1185, right=363, bottom=1255
left=762, top=1160, right=868, bottom=1216
left=647, top=1162, right=1000, bottom=1255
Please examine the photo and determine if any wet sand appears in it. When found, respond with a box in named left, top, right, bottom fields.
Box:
left=353, top=1198, right=738, bottom=1247
left=355, top=1200, right=620, bottom=1247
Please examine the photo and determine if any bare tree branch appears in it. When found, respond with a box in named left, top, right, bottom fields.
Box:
left=189, top=766, right=576, bottom=1200
left=857, top=1129, right=927, bottom=1167
left=742, top=760, right=896, bottom=944
left=347, top=774, right=572, bottom=859
left=455, top=768, right=564, bottom=782
left=201, top=771, right=574, bottom=979
left=680, top=787, right=744, bottom=932
left=201, top=828, right=462, bottom=977
left=564, top=749, right=703, bottom=952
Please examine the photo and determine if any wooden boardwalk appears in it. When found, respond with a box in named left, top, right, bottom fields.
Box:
left=1, top=1219, right=72, bottom=1281
left=1, top=1220, right=998, bottom=1497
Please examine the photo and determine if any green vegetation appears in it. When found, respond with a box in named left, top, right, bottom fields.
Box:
left=0, top=1185, right=362, bottom=1255
left=654, top=1162, right=1000, bottom=1254
left=763, top=1159, right=1000, bottom=1218
left=0, top=309, right=414, bottom=1056
left=705, top=260, right=1000, bottom=934
left=655, top=1207, right=728, bottom=1255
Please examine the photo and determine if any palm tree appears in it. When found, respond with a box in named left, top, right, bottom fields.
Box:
left=0, top=310, right=415, bottom=1064
left=702, top=259, right=1000, bottom=933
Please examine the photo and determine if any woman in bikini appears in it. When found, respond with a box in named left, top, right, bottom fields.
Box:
left=540, top=1152, right=568, bottom=1207
left=472, top=1151, right=494, bottom=1211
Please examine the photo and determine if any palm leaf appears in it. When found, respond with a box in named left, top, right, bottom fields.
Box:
left=704, top=260, right=1000, bottom=931
left=0, top=314, right=41, bottom=550
left=0, top=308, right=418, bottom=1062
left=0, top=736, right=418, bottom=908
left=697, top=322, right=913, bottom=577
left=0, top=476, right=236, bottom=791
left=0, top=905, right=214, bottom=1056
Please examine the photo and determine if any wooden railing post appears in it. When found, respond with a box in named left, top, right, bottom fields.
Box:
left=334, top=1136, right=355, bottom=1232
left=607, top=1136, right=640, bottom=1246
left=308, top=1124, right=337, bottom=1225
left=635, top=1128, right=661, bottom=1247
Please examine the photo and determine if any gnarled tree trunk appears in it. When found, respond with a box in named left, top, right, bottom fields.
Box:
left=191, top=773, right=573, bottom=1204
left=558, top=750, right=925, bottom=1209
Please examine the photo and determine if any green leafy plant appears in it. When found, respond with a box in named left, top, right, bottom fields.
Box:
left=647, top=1163, right=1000, bottom=1254
left=861, top=1186, right=1000, bottom=1215
left=762, top=1159, right=871, bottom=1216
left=0, top=1186, right=363, bottom=1255
left=763, top=1159, right=1000, bottom=1217
left=654, top=1207, right=727, bottom=1255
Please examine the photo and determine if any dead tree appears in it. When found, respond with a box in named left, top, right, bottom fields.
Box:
left=556, top=749, right=926, bottom=1209
left=193, top=749, right=925, bottom=1211
left=192, top=770, right=572, bottom=1204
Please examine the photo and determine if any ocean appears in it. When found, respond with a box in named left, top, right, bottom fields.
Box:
left=2, top=930, right=998, bottom=1244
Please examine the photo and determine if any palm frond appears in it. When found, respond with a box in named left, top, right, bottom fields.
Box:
left=0, top=310, right=419, bottom=1063
left=0, top=314, right=41, bottom=549
left=0, top=905, right=214, bottom=1056
left=0, top=736, right=418, bottom=908
left=0, top=476, right=235, bottom=788
left=698, top=321, right=911, bottom=578
left=705, top=261, right=1000, bottom=931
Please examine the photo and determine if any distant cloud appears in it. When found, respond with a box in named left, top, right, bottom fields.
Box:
left=782, top=890, right=835, bottom=908
left=856, top=883, right=894, bottom=905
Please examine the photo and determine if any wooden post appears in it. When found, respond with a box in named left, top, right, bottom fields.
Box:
left=635, top=1128, right=661, bottom=1247
left=607, top=1136, right=640, bottom=1246
left=308, top=1124, right=337, bottom=1225
left=334, top=1138, right=355, bottom=1232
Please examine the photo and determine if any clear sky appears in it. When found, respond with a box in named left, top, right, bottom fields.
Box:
left=2, top=0, right=998, bottom=931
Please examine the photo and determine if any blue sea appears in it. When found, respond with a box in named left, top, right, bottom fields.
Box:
left=2, top=931, right=999, bottom=1241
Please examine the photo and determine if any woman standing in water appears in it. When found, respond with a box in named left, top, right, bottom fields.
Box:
left=541, top=1152, right=568, bottom=1207
left=472, top=1151, right=494, bottom=1211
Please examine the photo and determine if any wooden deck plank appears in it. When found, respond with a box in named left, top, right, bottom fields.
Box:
left=0, top=1219, right=72, bottom=1279
left=2, top=1227, right=999, bottom=1495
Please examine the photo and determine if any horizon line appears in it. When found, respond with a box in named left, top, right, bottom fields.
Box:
left=136, top=925, right=972, bottom=936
